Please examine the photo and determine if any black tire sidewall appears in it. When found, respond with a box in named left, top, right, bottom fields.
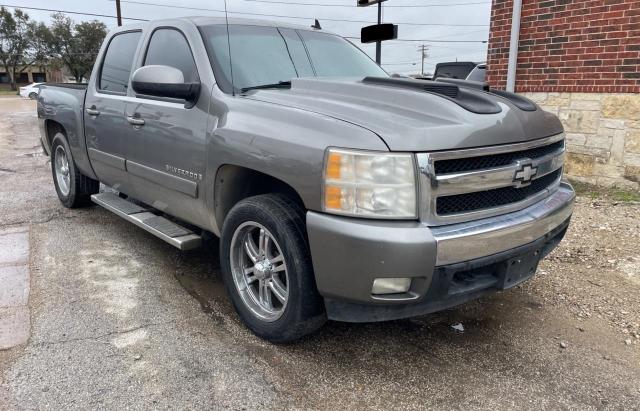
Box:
left=220, top=195, right=325, bottom=343
left=28, top=92, right=37, bottom=100
left=51, top=134, right=79, bottom=208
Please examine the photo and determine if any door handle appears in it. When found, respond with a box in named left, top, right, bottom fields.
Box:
left=85, top=107, right=100, bottom=116
left=127, top=116, right=145, bottom=126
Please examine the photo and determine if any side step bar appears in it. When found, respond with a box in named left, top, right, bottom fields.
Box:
left=91, top=192, right=202, bottom=251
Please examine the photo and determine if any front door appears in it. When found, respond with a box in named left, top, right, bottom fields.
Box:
left=85, top=30, right=142, bottom=194
left=123, top=27, right=208, bottom=227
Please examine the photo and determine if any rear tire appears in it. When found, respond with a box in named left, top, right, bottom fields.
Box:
left=28, top=92, right=38, bottom=100
left=220, top=194, right=326, bottom=343
left=51, top=132, right=99, bottom=208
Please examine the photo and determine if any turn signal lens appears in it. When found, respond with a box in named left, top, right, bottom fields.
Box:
left=322, top=148, right=417, bottom=219
left=326, top=152, right=342, bottom=179
left=324, top=185, right=343, bottom=209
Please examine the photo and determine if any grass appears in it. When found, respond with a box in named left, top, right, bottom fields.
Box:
left=0, top=89, right=19, bottom=96
left=569, top=179, right=640, bottom=202
left=611, top=189, right=640, bottom=202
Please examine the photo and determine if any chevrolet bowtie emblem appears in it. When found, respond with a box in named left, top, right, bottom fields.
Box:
left=514, top=160, right=538, bottom=186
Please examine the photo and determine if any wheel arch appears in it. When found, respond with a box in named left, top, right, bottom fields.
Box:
left=43, top=119, right=66, bottom=154
left=213, top=164, right=307, bottom=232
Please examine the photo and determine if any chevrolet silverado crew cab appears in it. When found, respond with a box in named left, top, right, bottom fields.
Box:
left=37, top=17, right=575, bottom=342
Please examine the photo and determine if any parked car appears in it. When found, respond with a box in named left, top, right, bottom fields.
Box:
left=433, top=61, right=486, bottom=82
left=19, top=82, right=43, bottom=99
left=37, top=17, right=574, bottom=342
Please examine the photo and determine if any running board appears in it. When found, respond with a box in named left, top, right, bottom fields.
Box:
left=91, top=192, right=202, bottom=250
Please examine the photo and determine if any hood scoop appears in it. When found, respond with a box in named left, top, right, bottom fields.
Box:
left=362, top=76, right=501, bottom=115
left=364, top=76, right=459, bottom=97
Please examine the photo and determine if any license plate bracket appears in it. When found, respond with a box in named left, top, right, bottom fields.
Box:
left=500, top=249, right=542, bottom=289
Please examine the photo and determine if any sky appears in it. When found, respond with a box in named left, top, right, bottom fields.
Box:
left=9, top=0, right=491, bottom=76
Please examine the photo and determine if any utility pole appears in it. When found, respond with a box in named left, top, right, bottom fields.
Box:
left=419, top=44, right=429, bottom=76
left=375, top=1, right=383, bottom=64
left=115, top=0, right=122, bottom=26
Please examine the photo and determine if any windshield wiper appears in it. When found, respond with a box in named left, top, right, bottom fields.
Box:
left=240, top=81, right=292, bottom=93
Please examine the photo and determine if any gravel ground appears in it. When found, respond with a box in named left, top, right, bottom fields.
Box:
left=0, top=98, right=638, bottom=409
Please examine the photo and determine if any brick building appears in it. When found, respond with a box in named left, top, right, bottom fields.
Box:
left=486, top=0, right=640, bottom=188
left=0, top=66, right=65, bottom=89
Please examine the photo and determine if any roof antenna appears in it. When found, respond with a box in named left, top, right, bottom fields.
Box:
left=311, top=19, right=321, bottom=30
left=223, top=0, right=235, bottom=95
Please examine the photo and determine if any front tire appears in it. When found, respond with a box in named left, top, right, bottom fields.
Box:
left=220, top=194, right=326, bottom=343
left=51, top=133, right=99, bottom=208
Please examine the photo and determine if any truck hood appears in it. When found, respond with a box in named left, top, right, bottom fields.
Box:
left=244, top=78, right=563, bottom=152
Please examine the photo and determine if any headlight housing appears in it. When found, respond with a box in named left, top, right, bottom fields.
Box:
left=322, top=148, right=417, bottom=219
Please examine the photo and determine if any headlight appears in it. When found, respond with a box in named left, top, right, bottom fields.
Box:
left=322, top=148, right=417, bottom=218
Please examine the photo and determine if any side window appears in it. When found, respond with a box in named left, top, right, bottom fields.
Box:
left=99, top=31, right=141, bottom=93
left=144, top=29, right=198, bottom=82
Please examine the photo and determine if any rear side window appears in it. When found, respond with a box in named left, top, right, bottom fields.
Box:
left=144, top=29, right=198, bottom=82
left=467, top=65, right=486, bottom=82
left=99, top=31, right=141, bottom=93
left=434, top=64, right=475, bottom=80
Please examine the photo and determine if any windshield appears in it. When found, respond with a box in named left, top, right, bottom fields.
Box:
left=199, top=24, right=387, bottom=93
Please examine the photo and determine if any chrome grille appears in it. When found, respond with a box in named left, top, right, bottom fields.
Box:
left=433, top=140, right=564, bottom=174
left=417, top=133, right=566, bottom=226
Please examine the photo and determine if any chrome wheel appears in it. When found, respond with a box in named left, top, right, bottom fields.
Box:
left=54, top=145, right=70, bottom=196
left=230, top=222, right=289, bottom=322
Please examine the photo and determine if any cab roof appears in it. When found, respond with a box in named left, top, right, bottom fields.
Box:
left=113, top=16, right=334, bottom=35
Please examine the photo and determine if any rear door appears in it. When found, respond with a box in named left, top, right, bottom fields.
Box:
left=123, top=25, right=209, bottom=226
left=85, top=30, right=142, bottom=193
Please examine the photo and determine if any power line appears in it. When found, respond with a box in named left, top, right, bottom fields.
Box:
left=242, top=0, right=490, bottom=7
left=2, top=4, right=488, bottom=43
left=0, top=4, right=147, bottom=21
left=110, top=0, right=488, bottom=27
left=382, top=61, right=418, bottom=66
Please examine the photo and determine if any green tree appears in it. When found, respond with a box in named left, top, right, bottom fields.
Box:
left=0, top=7, right=45, bottom=90
left=48, top=13, right=106, bottom=83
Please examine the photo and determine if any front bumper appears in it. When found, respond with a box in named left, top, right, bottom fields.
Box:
left=306, top=182, right=575, bottom=322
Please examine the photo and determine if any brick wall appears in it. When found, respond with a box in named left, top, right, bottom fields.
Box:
left=486, top=0, right=640, bottom=93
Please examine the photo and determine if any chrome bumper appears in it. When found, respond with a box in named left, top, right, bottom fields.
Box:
left=430, top=182, right=575, bottom=266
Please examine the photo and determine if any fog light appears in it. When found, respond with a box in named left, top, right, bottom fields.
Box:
left=372, top=278, right=411, bottom=295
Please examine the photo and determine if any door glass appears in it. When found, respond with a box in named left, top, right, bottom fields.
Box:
left=144, top=29, right=199, bottom=82
left=99, top=31, right=141, bottom=93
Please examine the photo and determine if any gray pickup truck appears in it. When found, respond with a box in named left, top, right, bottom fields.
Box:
left=37, top=17, right=575, bottom=342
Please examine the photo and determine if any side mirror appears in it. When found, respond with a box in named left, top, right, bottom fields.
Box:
left=131, top=65, right=200, bottom=105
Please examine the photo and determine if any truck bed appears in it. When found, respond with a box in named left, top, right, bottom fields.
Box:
left=38, top=83, right=95, bottom=179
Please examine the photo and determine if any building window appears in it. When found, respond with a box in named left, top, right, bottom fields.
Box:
left=32, top=72, right=46, bottom=82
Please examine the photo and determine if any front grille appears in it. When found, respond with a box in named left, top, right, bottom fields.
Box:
left=436, top=169, right=562, bottom=215
left=434, top=140, right=564, bottom=174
